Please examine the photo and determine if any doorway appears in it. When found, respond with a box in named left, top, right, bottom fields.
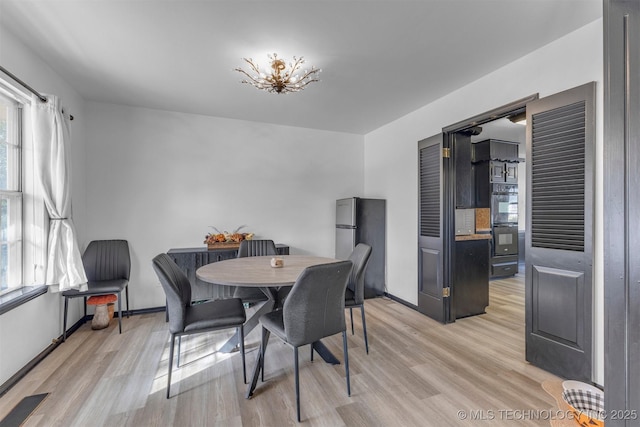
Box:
left=468, top=116, right=527, bottom=277
left=418, top=95, right=535, bottom=324
left=418, top=84, right=596, bottom=382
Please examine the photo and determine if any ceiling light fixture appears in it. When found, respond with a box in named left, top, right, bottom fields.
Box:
left=235, top=53, right=321, bottom=94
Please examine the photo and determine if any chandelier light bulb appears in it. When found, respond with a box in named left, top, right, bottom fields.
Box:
left=235, top=53, right=321, bottom=94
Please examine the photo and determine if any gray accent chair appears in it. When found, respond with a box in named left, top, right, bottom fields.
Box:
left=232, top=239, right=278, bottom=304
left=62, top=239, right=130, bottom=341
left=258, top=260, right=353, bottom=422
left=345, top=243, right=373, bottom=354
left=152, top=253, right=246, bottom=398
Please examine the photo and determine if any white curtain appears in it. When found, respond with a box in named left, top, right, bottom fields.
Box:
left=32, top=94, right=87, bottom=292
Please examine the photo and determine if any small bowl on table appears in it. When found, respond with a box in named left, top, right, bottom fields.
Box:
left=270, top=257, right=284, bottom=268
left=561, top=380, right=605, bottom=427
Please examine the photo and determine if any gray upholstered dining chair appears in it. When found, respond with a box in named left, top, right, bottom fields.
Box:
left=258, top=260, right=353, bottom=422
left=345, top=243, right=372, bottom=354
left=232, top=239, right=278, bottom=304
left=152, top=253, right=247, bottom=398
left=62, top=239, right=130, bottom=341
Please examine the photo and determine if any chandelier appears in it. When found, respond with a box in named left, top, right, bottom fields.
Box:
left=235, top=53, right=321, bottom=94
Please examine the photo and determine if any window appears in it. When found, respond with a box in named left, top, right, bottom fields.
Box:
left=0, top=92, right=22, bottom=294
left=0, top=81, right=47, bottom=311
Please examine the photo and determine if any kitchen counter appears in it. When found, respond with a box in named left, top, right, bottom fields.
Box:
left=455, top=233, right=492, bottom=241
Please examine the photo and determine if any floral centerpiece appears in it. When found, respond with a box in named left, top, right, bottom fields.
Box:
left=204, top=225, right=254, bottom=248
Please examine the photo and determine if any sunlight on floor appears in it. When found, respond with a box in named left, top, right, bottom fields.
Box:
left=150, top=330, right=241, bottom=396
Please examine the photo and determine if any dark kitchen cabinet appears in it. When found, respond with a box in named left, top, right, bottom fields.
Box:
left=456, top=134, right=523, bottom=209
left=487, top=160, right=518, bottom=184
left=472, top=139, right=520, bottom=163
left=490, top=161, right=506, bottom=183
left=453, top=238, right=490, bottom=318
left=491, top=254, right=519, bottom=277
left=482, top=160, right=518, bottom=184
left=504, top=162, right=518, bottom=184
left=167, top=244, right=289, bottom=302
left=474, top=161, right=520, bottom=207
left=474, top=162, right=494, bottom=208
left=473, top=139, right=521, bottom=207
left=455, top=134, right=475, bottom=208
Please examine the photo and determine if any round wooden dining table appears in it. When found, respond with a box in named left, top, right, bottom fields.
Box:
left=196, top=255, right=338, bottom=288
left=196, top=254, right=343, bottom=398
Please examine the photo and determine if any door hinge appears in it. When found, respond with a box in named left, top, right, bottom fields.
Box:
left=442, top=148, right=451, bottom=158
left=442, top=287, right=450, bottom=297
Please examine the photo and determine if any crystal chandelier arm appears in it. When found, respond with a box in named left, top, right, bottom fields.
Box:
left=235, top=67, right=259, bottom=83
left=295, top=68, right=321, bottom=86
left=283, top=57, right=320, bottom=89
left=242, top=58, right=261, bottom=74
left=283, top=57, right=305, bottom=82
left=235, top=58, right=266, bottom=87
left=235, top=69, right=264, bottom=88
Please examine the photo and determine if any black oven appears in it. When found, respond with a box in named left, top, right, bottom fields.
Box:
left=491, top=184, right=518, bottom=225
left=493, top=226, right=518, bottom=256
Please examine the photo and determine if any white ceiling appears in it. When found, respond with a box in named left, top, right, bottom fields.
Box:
left=0, top=0, right=602, bottom=135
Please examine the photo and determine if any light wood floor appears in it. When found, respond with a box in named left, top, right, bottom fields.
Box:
left=1, top=275, right=562, bottom=426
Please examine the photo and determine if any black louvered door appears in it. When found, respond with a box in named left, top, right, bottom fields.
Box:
left=525, top=82, right=595, bottom=381
left=418, top=134, right=448, bottom=322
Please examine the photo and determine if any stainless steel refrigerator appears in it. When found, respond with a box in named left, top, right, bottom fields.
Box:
left=335, top=197, right=386, bottom=298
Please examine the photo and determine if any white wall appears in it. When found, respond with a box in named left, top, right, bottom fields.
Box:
left=363, top=19, right=604, bottom=384
left=84, top=102, right=364, bottom=309
left=0, top=27, right=87, bottom=385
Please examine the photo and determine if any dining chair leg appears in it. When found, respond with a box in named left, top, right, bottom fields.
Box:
left=349, top=307, right=354, bottom=335
left=310, top=343, right=314, bottom=362
left=294, top=346, right=301, bottom=422
left=361, top=305, right=369, bottom=354
left=342, top=331, right=351, bottom=396
left=247, top=328, right=270, bottom=399
left=63, top=297, right=69, bottom=342
left=167, top=334, right=176, bottom=399
left=260, top=327, right=267, bottom=382
left=177, top=336, right=182, bottom=368
left=239, top=326, right=246, bottom=384
left=117, top=291, right=123, bottom=334
left=125, top=286, right=130, bottom=318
